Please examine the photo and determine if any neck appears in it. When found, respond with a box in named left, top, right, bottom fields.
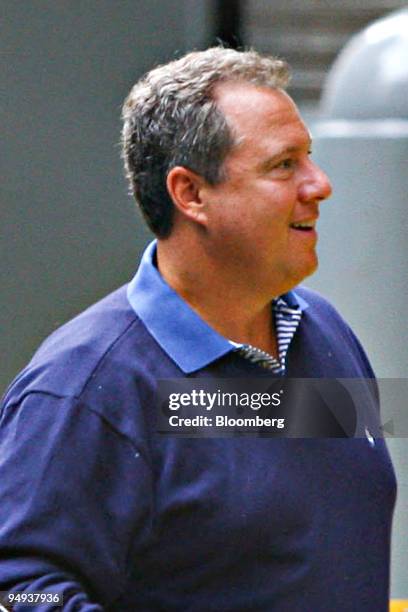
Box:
left=156, top=234, right=279, bottom=356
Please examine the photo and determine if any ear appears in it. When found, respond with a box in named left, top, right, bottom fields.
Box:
left=166, top=166, right=208, bottom=227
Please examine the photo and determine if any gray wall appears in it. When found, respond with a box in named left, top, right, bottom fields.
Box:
left=1, top=1, right=200, bottom=393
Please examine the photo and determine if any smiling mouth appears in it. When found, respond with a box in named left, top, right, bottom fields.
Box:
left=290, top=221, right=316, bottom=232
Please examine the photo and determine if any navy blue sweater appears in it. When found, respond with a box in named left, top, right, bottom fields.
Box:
left=0, top=245, right=396, bottom=611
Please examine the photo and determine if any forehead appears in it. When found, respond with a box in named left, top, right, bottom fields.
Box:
left=213, top=81, right=310, bottom=151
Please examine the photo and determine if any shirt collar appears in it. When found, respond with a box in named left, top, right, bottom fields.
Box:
left=127, top=240, right=308, bottom=373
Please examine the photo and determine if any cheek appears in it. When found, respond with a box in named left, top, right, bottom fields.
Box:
left=254, top=183, right=296, bottom=215
left=208, top=182, right=295, bottom=241
left=209, top=194, right=252, bottom=232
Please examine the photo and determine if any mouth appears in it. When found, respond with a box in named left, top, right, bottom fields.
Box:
left=289, top=220, right=317, bottom=233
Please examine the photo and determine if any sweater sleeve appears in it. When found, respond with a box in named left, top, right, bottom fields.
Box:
left=0, top=392, right=153, bottom=611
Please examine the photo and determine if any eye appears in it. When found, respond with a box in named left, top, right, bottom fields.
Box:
left=275, top=158, right=296, bottom=170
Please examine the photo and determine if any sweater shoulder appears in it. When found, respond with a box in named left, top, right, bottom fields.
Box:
left=2, top=286, right=145, bottom=405
left=293, top=285, right=376, bottom=378
left=294, top=285, right=344, bottom=317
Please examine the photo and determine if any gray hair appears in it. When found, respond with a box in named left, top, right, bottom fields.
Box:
left=121, top=47, right=290, bottom=238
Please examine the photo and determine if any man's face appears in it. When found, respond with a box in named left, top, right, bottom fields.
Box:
left=200, top=82, right=332, bottom=296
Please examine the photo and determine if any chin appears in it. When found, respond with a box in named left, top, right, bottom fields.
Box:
left=292, top=258, right=318, bottom=286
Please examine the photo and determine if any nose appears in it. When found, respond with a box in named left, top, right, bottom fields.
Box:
left=298, top=160, right=333, bottom=204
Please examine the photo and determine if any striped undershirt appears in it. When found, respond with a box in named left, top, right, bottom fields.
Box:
left=230, top=297, right=302, bottom=375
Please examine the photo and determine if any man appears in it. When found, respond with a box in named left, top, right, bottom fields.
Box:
left=0, top=48, right=396, bottom=610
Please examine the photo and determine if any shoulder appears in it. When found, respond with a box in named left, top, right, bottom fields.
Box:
left=293, top=285, right=343, bottom=316
left=293, top=285, right=353, bottom=332
left=2, top=285, right=149, bottom=406
left=1, top=285, right=160, bottom=451
left=292, top=285, right=376, bottom=378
